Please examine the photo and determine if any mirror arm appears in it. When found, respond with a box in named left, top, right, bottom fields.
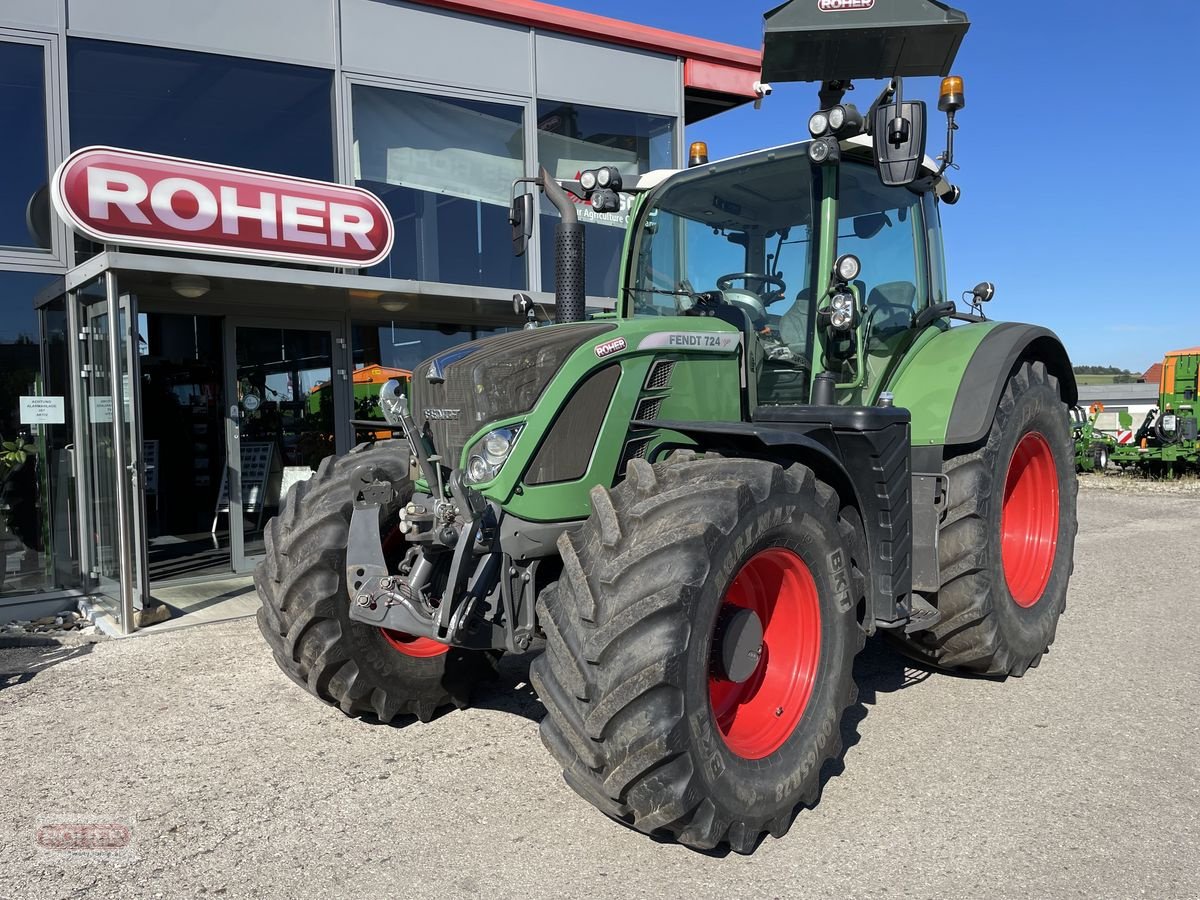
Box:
left=864, top=79, right=896, bottom=136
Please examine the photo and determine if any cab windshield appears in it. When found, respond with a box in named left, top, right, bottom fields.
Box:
left=630, top=150, right=819, bottom=360
left=629, top=151, right=930, bottom=370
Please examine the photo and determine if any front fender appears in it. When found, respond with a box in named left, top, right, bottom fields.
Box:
left=888, top=322, right=1077, bottom=447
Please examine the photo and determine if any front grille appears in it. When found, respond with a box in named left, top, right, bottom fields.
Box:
left=526, top=365, right=621, bottom=485
left=645, top=360, right=675, bottom=391
left=410, top=323, right=614, bottom=465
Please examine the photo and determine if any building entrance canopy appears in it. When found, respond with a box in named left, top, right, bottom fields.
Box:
left=44, top=249, right=580, bottom=633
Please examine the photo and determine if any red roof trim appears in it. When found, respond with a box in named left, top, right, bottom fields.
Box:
left=412, top=0, right=762, bottom=87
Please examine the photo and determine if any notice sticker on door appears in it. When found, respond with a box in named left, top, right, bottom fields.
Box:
left=19, top=396, right=66, bottom=425
left=89, top=396, right=113, bottom=424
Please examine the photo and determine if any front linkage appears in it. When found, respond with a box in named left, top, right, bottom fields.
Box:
left=345, top=384, right=538, bottom=655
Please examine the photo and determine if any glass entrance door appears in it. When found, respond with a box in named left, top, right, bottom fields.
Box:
left=226, top=322, right=344, bottom=572
left=75, top=275, right=148, bottom=628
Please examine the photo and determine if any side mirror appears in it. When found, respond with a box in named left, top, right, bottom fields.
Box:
left=510, top=192, right=534, bottom=258
left=872, top=100, right=927, bottom=187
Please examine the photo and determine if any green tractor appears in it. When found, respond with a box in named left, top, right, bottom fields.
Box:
left=256, top=0, right=1078, bottom=853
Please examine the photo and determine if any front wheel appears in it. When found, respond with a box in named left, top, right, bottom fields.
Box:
left=255, top=442, right=496, bottom=723
left=894, top=361, right=1077, bottom=676
left=531, top=455, right=861, bottom=853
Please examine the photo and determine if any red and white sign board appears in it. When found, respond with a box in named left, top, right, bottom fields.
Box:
left=52, top=147, right=394, bottom=268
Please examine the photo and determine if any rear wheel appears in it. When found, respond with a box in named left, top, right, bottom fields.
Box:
left=531, top=455, right=860, bottom=853
left=896, top=361, right=1077, bottom=676
left=255, top=441, right=496, bottom=723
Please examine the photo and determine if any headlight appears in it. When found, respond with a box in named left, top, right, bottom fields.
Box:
left=464, top=425, right=523, bottom=485
left=808, top=112, right=829, bottom=137
left=827, top=106, right=845, bottom=132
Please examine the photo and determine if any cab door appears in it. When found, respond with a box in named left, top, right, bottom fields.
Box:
left=832, top=169, right=933, bottom=403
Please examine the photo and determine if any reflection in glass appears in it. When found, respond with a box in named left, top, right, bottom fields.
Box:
left=351, top=322, right=508, bottom=423
left=235, top=327, right=335, bottom=560
left=353, top=85, right=527, bottom=289
left=0, top=41, right=50, bottom=251
left=0, top=272, right=74, bottom=599
left=537, top=102, right=675, bottom=298
left=68, top=39, right=335, bottom=181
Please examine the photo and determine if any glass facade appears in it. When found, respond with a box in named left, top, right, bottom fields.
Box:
left=537, top=102, right=674, bottom=298
left=68, top=39, right=336, bottom=181
left=0, top=272, right=77, bottom=599
left=352, top=85, right=527, bottom=289
left=0, top=40, right=49, bottom=252
left=0, top=6, right=688, bottom=612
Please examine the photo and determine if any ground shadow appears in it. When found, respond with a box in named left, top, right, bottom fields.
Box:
left=457, top=649, right=544, bottom=722
left=0, top=637, right=95, bottom=692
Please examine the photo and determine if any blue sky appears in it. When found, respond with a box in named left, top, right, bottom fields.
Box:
left=556, top=0, right=1200, bottom=371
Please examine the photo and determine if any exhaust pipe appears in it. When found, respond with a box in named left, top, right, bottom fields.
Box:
left=540, top=167, right=586, bottom=325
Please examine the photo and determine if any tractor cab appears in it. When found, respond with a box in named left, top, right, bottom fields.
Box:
left=624, top=135, right=953, bottom=408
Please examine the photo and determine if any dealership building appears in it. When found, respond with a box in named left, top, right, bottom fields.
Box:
left=0, top=0, right=761, bottom=630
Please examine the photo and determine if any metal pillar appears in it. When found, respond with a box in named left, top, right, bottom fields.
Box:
left=104, top=270, right=137, bottom=633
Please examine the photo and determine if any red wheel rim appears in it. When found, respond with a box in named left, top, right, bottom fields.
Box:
left=708, top=548, right=822, bottom=760
left=378, top=528, right=448, bottom=658
left=1001, top=432, right=1060, bottom=608
left=380, top=629, right=449, bottom=658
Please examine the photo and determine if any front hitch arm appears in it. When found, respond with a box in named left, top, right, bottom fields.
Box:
left=345, top=467, right=435, bottom=636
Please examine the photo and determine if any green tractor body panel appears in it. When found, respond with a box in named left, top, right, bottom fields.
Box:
left=887, top=321, right=1076, bottom=447
left=885, top=321, right=999, bottom=445
left=462, top=316, right=744, bottom=522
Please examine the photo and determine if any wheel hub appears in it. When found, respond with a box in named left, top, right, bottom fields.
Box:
left=708, top=547, right=822, bottom=760
left=1001, top=431, right=1060, bottom=608
left=716, top=607, right=765, bottom=684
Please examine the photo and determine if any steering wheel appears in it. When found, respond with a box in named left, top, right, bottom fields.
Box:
left=715, top=272, right=788, bottom=328
left=716, top=272, right=787, bottom=299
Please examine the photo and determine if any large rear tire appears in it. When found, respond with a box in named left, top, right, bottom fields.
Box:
left=897, top=361, right=1077, bottom=676
left=255, top=441, right=496, bottom=723
left=531, top=455, right=861, bottom=854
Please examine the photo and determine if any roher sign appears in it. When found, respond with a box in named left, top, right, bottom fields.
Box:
left=51, top=147, right=394, bottom=268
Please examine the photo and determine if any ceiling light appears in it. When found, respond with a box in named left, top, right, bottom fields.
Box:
left=379, top=294, right=409, bottom=312
left=170, top=274, right=210, bottom=299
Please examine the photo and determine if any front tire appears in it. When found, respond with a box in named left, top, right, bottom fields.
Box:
left=255, top=441, right=496, bottom=723
left=898, top=361, right=1077, bottom=676
left=531, top=455, right=860, bottom=853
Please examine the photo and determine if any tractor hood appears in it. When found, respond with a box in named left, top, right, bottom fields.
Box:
left=762, top=0, right=969, bottom=83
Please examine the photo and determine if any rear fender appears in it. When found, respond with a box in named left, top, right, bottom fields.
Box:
left=889, top=322, right=1077, bottom=447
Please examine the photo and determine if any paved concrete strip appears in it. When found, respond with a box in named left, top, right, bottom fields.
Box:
left=0, top=487, right=1197, bottom=899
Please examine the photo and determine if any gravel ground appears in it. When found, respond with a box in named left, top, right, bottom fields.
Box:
left=1, top=485, right=1197, bottom=900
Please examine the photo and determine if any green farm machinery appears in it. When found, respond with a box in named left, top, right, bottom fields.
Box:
left=1073, top=403, right=1116, bottom=472
left=1110, top=348, right=1200, bottom=475
left=257, top=0, right=1078, bottom=853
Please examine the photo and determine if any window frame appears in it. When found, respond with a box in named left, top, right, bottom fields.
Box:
left=340, top=72, right=537, bottom=291
left=0, top=28, right=67, bottom=270
left=533, top=97, right=677, bottom=299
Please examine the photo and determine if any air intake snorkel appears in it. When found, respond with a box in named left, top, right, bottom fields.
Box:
left=540, top=167, right=586, bottom=325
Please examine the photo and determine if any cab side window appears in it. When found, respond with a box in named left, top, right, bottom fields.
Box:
left=836, top=177, right=926, bottom=353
